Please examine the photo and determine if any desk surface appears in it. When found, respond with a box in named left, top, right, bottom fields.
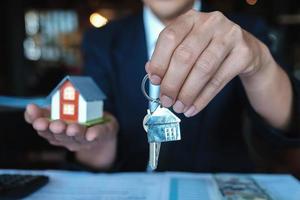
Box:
left=0, top=169, right=299, bottom=200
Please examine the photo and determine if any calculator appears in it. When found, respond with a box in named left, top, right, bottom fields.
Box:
left=0, top=174, right=49, bottom=199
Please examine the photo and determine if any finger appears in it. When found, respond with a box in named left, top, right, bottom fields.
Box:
left=32, top=117, right=50, bottom=132
left=37, top=130, right=59, bottom=145
left=35, top=127, right=56, bottom=141
left=66, top=123, right=86, bottom=137
left=147, top=10, right=196, bottom=85
left=185, top=52, right=242, bottom=117
left=52, top=123, right=78, bottom=146
left=64, top=144, right=81, bottom=152
left=25, top=104, right=50, bottom=123
left=32, top=118, right=59, bottom=143
left=175, top=36, right=234, bottom=113
left=49, top=120, right=72, bottom=143
left=160, top=16, right=215, bottom=108
left=36, top=125, right=59, bottom=145
left=24, top=111, right=31, bottom=124
left=85, top=125, right=107, bottom=142
left=48, top=139, right=61, bottom=146
left=49, top=120, right=67, bottom=134
left=66, top=123, right=88, bottom=145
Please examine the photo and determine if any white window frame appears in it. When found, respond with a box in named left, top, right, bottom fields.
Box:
left=63, top=86, right=75, bottom=100
left=63, top=104, right=75, bottom=115
left=164, top=127, right=176, bottom=140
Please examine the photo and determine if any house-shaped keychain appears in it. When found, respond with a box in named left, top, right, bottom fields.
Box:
left=48, top=75, right=107, bottom=126
left=144, top=106, right=181, bottom=143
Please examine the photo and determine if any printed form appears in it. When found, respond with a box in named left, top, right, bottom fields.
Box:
left=1, top=170, right=299, bottom=200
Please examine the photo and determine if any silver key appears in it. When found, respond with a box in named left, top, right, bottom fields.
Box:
left=141, top=74, right=181, bottom=171
left=148, top=142, right=160, bottom=170
left=143, top=110, right=160, bottom=170
left=143, top=107, right=181, bottom=170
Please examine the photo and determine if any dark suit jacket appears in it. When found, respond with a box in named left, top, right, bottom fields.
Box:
left=81, top=5, right=300, bottom=172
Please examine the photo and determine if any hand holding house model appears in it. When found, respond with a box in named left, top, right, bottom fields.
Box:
left=49, top=76, right=107, bottom=126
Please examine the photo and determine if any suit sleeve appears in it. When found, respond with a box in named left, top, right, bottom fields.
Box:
left=235, top=16, right=300, bottom=148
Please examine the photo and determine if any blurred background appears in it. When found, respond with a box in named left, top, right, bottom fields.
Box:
left=0, top=0, right=299, bottom=170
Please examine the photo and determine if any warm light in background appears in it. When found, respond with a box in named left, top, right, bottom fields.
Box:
left=89, top=13, right=108, bottom=28
left=246, top=0, right=258, bottom=5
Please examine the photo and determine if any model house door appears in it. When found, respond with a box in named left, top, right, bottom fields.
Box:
left=60, top=81, right=78, bottom=122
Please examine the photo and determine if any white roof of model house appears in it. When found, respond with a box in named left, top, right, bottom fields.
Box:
left=145, top=107, right=181, bottom=125
left=48, top=75, right=106, bottom=101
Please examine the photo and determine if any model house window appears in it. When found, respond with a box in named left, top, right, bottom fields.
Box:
left=64, top=86, right=75, bottom=100
left=164, top=127, right=176, bottom=140
left=63, top=104, right=74, bottom=115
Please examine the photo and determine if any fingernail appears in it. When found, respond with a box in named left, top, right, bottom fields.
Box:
left=87, top=134, right=96, bottom=142
left=145, top=61, right=150, bottom=73
left=161, top=95, right=173, bottom=107
left=27, top=105, right=34, bottom=115
left=183, top=106, right=189, bottom=113
left=173, top=100, right=185, bottom=113
left=66, top=131, right=76, bottom=137
left=184, top=106, right=196, bottom=117
left=150, top=74, right=161, bottom=85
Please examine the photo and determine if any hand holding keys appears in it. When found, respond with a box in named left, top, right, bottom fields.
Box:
left=142, top=75, right=181, bottom=170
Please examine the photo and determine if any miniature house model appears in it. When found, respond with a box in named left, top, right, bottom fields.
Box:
left=145, top=107, right=181, bottom=143
left=49, top=76, right=106, bottom=125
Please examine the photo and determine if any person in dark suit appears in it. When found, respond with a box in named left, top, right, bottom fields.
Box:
left=25, top=0, right=300, bottom=173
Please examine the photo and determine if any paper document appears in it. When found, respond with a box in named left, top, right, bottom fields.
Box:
left=0, top=170, right=299, bottom=200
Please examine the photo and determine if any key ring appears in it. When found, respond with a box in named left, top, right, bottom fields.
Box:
left=141, top=74, right=161, bottom=104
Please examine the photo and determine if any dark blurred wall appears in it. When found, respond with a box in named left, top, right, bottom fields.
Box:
left=0, top=3, right=7, bottom=94
left=1, top=0, right=27, bottom=95
left=1, top=0, right=143, bottom=97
